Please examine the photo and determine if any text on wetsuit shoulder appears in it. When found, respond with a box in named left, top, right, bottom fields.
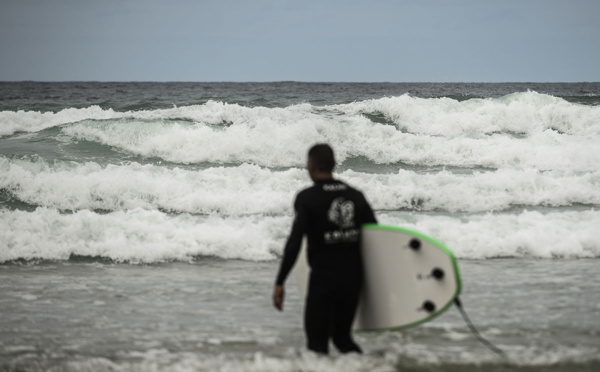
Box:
left=323, top=184, right=347, bottom=192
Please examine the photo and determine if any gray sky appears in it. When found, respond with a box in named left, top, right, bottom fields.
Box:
left=1, top=0, right=599, bottom=82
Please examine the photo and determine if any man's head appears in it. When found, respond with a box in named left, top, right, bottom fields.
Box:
left=307, top=143, right=335, bottom=181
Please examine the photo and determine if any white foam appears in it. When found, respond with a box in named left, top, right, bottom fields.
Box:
left=0, top=106, right=124, bottom=137
left=0, top=101, right=316, bottom=137
left=59, top=102, right=331, bottom=168
left=4, top=92, right=599, bottom=137
left=0, top=208, right=288, bottom=263
left=1, top=157, right=598, bottom=214
left=20, top=345, right=600, bottom=372
left=60, top=115, right=600, bottom=172
left=2, top=93, right=599, bottom=171
left=331, top=91, right=600, bottom=137
left=29, top=352, right=398, bottom=372
left=378, top=210, right=600, bottom=259
left=0, top=158, right=306, bottom=214
left=347, top=168, right=600, bottom=213
left=1, top=208, right=598, bottom=263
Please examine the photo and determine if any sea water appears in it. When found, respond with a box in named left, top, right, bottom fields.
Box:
left=1, top=82, right=599, bottom=371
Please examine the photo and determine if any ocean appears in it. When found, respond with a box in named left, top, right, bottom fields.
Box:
left=1, top=82, right=599, bottom=372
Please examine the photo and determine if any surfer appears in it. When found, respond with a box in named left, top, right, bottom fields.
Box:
left=273, top=143, right=377, bottom=354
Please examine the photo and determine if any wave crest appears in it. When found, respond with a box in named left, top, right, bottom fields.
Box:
left=1, top=157, right=599, bottom=214
left=1, top=208, right=598, bottom=263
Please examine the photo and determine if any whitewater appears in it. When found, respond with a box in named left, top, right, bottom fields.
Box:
left=1, top=82, right=599, bottom=372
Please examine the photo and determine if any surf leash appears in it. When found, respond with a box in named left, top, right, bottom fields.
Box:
left=454, top=297, right=509, bottom=361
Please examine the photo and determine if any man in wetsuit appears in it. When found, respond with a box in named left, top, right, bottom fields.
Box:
left=273, top=143, right=377, bottom=354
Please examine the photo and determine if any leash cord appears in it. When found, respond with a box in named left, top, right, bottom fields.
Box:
left=454, top=297, right=509, bottom=361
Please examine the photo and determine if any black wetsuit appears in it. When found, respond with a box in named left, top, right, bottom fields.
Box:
left=275, top=179, right=377, bottom=354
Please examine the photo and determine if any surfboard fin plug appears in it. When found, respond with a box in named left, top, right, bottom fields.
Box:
left=431, top=268, right=445, bottom=280
left=422, top=300, right=436, bottom=313
left=409, top=239, right=421, bottom=251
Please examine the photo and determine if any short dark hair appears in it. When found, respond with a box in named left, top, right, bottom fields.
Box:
left=308, top=143, right=335, bottom=172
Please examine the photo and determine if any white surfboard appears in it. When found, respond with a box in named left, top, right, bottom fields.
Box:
left=294, top=224, right=462, bottom=331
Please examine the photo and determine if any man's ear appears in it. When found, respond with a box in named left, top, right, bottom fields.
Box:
left=307, top=159, right=315, bottom=172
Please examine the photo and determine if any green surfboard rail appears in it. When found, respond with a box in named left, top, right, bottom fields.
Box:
left=359, top=223, right=463, bottom=332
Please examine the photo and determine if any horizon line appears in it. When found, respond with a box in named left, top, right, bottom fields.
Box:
left=2, top=80, right=599, bottom=84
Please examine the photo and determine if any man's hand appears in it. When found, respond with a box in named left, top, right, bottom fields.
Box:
left=273, top=285, right=285, bottom=311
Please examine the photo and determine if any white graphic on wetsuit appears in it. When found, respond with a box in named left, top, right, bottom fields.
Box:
left=328, top=198, right=355, bottom=228
left=325, top=198, right=358, bottom=243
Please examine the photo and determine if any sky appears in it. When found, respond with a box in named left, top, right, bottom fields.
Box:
left=1, top=0, right=599, bottom=82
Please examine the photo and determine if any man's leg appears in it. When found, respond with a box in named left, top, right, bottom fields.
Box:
left=331, top=283, right=362, bottom=354
left=304, top=273, right=332, bottom=354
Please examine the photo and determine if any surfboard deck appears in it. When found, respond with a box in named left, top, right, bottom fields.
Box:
left=293, top=224, right=462, bottom=331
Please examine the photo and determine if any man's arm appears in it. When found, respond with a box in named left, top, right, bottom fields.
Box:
left=273, top=197, right=308, bottom=311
